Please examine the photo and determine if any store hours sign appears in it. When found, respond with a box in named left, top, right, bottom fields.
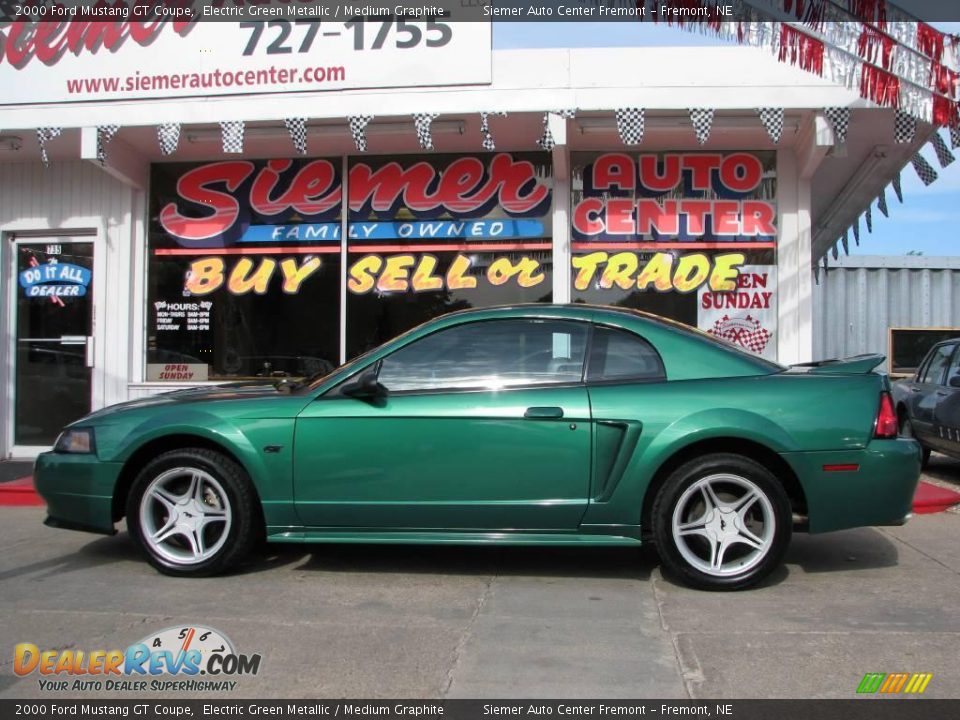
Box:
left=0, top=12, right=491, bottom=105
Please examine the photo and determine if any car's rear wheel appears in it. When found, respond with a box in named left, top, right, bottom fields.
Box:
left=126, top=448, right=259, bottom=577
left=652, top=453, right=792, bottom=591
left=898, top=414, right=930, bottom=468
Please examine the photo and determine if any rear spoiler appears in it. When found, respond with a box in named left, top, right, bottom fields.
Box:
left=788, top=354, right=885, bottom=375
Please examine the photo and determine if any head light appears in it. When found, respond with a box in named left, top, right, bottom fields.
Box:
left=54, top=428, right=95, bottom=454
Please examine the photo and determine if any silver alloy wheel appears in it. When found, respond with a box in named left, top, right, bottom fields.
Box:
left=139, top=467, right=232, bottom=566
left=671, top=473, right=775, bottom=577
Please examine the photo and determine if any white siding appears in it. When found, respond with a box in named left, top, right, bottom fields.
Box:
left=813, top=256, right=960, bottom=361
left=0, top=160, right=144, bottom=412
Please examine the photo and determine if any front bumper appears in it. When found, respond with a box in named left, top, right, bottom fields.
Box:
left=33, top=452, right=123, bottom=535
left=782, top=438, right=922, bottom=534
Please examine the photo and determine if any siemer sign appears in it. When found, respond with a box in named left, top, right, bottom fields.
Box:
left=0, top=9, right=492, bottom=104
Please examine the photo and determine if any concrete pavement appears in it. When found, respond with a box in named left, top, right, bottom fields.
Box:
left=1, top=504, right=958, bottom=700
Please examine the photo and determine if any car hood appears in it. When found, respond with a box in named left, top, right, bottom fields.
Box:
left=77, top=381, right=291, bottom=423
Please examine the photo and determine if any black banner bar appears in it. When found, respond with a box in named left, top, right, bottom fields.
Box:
left=2, top=1, right=960, bottom=24
left=0, top=700, right=956, bottom=720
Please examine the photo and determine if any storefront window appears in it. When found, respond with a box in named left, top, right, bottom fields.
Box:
left=571, top=151, right=778, bottom=360
left=147, top=152, right=554, bottom=380
left=147, top=159, right=342, bottom=380
left=345, top=153, right=553, bottom=357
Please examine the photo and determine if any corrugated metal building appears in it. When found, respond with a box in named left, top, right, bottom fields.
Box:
left=813, top=255, right=960, bottom=362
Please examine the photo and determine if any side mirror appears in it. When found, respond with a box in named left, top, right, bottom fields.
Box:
left=341, top=367, right=388, bottom=400
left=949, top=376, right=960, bottom=389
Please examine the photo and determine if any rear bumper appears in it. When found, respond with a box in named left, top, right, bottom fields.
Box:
left=782, top=438, right=922, bottom=534
left=33, top=452, right=122, bottom=535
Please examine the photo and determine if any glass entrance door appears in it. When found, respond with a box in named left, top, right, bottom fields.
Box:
left=13, top=240, right=95, bottom=447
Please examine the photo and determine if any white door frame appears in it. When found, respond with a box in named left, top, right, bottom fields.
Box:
left=1, top=229, right=105, bottom=459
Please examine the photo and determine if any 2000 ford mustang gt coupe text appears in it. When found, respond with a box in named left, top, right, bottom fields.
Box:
left=35, top=305, right=921, bottom=590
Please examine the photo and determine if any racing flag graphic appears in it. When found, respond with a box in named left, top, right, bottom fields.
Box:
left=856, top=672, right=933, bottom=694
left=707, top=315, right=771, bottom=355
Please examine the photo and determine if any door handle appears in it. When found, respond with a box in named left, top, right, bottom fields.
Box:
left=936, top=390, right=948, bottom=397
left=524, top=406, right=564, bottom=420
left=910, top=387, right=922, bottom=393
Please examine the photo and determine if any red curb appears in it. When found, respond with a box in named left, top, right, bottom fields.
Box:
left=913, top=480, right=960, bottom=515
left=0, top=476, right=44, bottom=507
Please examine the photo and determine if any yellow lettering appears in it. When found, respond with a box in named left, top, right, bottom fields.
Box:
left=600, top=252, right=639, bottom=290
left=411, top=255, right=444, bottom=292
left=184, top=257, right=224, bottom=295
left=446, top=254, right=477, bottom=290
left=571, top=252, right=607, bottom=291
left=347, top=255, right=382, bottom=294
left=710, top=252, right=745, bottom=291
left=14, top=643, right=39, bottom=676
left=378, top=254, right=415, bottom=293
left=279, top=257, right=321, bottom=294
left=673, top=253, right=710, bottom=293
left=227, top=258, right=275, bottom=295
left=636, top=252, right=674, bottom=291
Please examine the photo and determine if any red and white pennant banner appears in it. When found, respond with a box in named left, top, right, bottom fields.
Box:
left=645, top=0, right=960, bottom=128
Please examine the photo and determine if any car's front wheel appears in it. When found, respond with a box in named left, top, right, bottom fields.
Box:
left=126, top=448, right=260, bottom=577
left=652, top=453, right=792, bottom=591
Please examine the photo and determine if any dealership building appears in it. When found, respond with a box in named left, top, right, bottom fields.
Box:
left=0, top=10, right=957, bottom=457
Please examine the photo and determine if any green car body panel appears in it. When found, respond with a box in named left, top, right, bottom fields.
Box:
left=34, top=305, right=921, bottom=546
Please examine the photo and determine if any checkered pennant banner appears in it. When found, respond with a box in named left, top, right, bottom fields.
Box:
left=36, top=127, right=62, bottom=166
left=413, top=113, right=439, bottom=150
left=284, top=117, right=307, bottom=155
left=877, top=186, right=889, bottom=217
left=220, top=121, right=244, bottom=154
left=865, top=204, right=873, bottom=233
left=615, top=108, right=645, bottom=145
left=831, top=242, right=839, bottom=260
left=852, top=217, right=860, bottom=246
left=480, top=111, right=507, bottom=151
left=756, top=108, right=784, bottom=144
left=894, top=110, right=917, bottom=144
left=536, top=110, right=577, bottom=151
left=688, top=108, right=714, bottom=145
left=892, top=171, right=903, bottom=203
left=951, top=123, right=960, bottom=150
left=911, top=152, right=939, bottom=185
left=824, top=107, right=850, bottom=145
left=536, top=113, right=554, bottom=151
left=929, top=132, right=956, bottom=167
left=840, top=229, right=849, bottom=255
left=348, top=115, right=373, bottom=152
left=157, top=123, right=181, bottom=156
left=96, top=125, right=120, bottom=165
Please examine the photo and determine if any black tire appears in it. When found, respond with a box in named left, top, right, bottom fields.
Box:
left=125, top=448, right=261, bottom=577
left=652, top=453, right=792, bottom=591
left=898, top=414, right=930, bottom=469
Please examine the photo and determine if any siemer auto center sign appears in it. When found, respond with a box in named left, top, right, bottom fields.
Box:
left=0, top=1, right=492, bottom=104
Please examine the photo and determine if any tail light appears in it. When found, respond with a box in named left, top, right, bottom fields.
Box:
left=875, top=392, right=898, bottom=439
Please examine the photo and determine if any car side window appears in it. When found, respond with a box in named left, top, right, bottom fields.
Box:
left=377, top=319, right=589, bottom=393
left=587, top=326, right=665, bottom=383
left=945, top=346, right=960, bottom=389
left=921, top=344, right=955, bottom=385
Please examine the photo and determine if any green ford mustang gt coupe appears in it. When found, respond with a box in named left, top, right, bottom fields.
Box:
left=35, top=305, right=921, bottom=590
